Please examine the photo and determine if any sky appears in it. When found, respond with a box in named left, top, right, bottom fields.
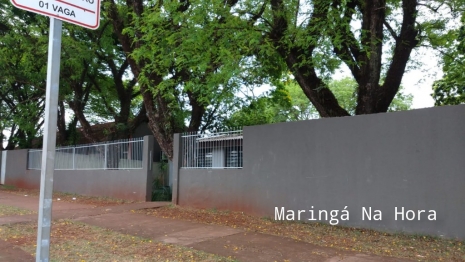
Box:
left=402, top=69, right=437, bottom=109
left=399, top=48, right=441, bottom=109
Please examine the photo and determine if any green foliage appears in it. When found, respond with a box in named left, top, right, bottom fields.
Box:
left=225, top=83, right=293, bottom=127
left=0, top=2, right=49, bottom=148
left=1, top=0, right=145, bottom=147
left=327, top=78, right=358, bottom=115
left=61, top=20, right=143, bottom=136
left=328, top=78, right=412, bottom=114
left=388, top=90, right=414, bottom=112
left=225, top=76, right=413, bottom=127
left=432, top=14, right=465, bottom=105
left=130, top=0, right=257, bottom=128
left=1, top=0, right=460, bottom=151
left=220, top=0, right=460, bottom=116
left=285, top=81, right=320, bottom=120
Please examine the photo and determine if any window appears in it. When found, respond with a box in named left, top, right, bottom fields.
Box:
left=181, top=130, right=243, bottom=169
left=197, top=149, right=213, bottom=167
left=226, top=147, right=243, bottom=167
left=196, top=147, right=242, bottom=168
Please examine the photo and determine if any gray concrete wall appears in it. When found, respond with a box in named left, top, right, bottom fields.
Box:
left=2, top=149, right=31, bottom=188
left=176, top=105, right=465, bottom=240
left=22, top=169, right=150, bottom=201
left=0, top=150, right=4, bottom=184
left=133, top=122, right=162, bottom=162
left=2, top=136, right=157, bottom=201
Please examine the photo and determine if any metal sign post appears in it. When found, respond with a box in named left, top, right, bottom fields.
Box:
left=36, top=17, right=62, bottom=262
left=10, top=1, right=101, bottom=261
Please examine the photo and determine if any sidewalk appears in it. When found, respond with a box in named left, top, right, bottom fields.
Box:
left=0, top=190, right=411, bottom=262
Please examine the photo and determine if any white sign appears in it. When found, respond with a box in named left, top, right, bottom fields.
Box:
left=10, top=0, right=100, bottom=29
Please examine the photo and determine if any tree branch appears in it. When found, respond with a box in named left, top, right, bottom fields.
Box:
left=380, top=0, right=419, bottom=112
left=383, top=20, right=399, bottom=41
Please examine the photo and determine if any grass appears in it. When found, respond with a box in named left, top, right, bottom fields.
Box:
left=0, top=185, right=137, bottom=207
left=138, top=206, right=465, bottom=262
left=0, top=184, right=17, bottom=190
left=0, top=204, right=36, bottom=217
left=0, top=220, right=237, bottom=262
left=0, top=186, right=36, bottom=216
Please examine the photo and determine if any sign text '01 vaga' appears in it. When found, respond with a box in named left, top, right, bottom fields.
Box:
left=11, top=0, right=100, bottom=30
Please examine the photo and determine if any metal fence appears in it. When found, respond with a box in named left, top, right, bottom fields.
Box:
left=28, top=137, right=144, bottom=170
left=181, top=129, right=243, bottom=169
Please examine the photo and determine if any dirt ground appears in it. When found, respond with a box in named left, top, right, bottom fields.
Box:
left=1, top=186, right=463, bottom=262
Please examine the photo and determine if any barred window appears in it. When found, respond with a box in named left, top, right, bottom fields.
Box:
left=198, top=149, right=213, bottom=167
left=226, top=147, right=243, bottom=167
left=181, top=130, right=243, bottom=169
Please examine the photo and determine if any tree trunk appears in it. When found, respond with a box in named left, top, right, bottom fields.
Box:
left=107, top=0, right=205, bottom=160
left=330, top=0, right=418, bottom=115
left=355, top=0, right=385, bottom=115
left=269, top=0, right=350, bottom=117
left=57, top=100, right=68, bottom=146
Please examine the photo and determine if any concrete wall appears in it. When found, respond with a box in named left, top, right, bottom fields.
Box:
left=175, top=105, right=465, bottom=240
left=133, top=122, right=162, bottom=162
left=2, top=136, right=157, bottom=201
left=1, top=150, right=6, bottom=184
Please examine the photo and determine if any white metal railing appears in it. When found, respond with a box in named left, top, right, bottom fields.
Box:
left=27, top=138, right=144, bottom=170
left=181, top=129, right=243, bottom=169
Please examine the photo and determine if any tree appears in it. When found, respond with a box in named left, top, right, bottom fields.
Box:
left=222, top=0, right=458, bottom=117
left=328, top=77, right=412, bottom=114
left=1, top=0, right=457, bottom=152
left=432, top=13, right=465, bottom=105
left=0, top=3, right=49, bottom=149
left=0, top=0, right=148, bottom=148
left=284, top=81, right=320, bottom=121
left=105, top=0, right=255, bottom=159
left=61, top=21, right=147, bottom=143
